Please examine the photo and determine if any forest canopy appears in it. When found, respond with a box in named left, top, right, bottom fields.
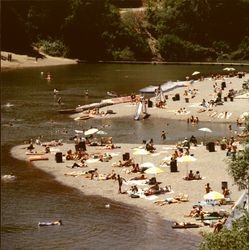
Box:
left=1, top=0, right=249, bottom=61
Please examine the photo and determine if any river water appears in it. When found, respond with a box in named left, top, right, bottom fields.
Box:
left=1, top=63, right=248, bottom=249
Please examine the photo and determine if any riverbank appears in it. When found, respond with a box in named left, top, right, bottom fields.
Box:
left=11, top=142, right=243, bottom=236
left=71, top=73, right=249, bottom=124
left=1, top=51, right=78, bottom=71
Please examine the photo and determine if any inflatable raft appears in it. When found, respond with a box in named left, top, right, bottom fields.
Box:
left=38, top=220, right=62, bottom=226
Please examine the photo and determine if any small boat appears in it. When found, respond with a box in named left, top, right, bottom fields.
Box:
left=107, top=91, right=118, bottom=97
left=196, top=216, right=223, bottom=221
left=75, top=102, right=112, bottom=112
left=58, top=108, right=81, bottom=114
left=38, top=220, right=63, bottom=227
left=172, top=222, right=201, bottom=229
left=74, top=115, right=92, bottom=121
left=29, top=156, right=49, bottom=162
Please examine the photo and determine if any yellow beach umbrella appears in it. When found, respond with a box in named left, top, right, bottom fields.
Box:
left=145, top=167, right=164, bottom=175
left=204, top=191, right=224, bottom=201
left=177, top=155, right=197, bottom=175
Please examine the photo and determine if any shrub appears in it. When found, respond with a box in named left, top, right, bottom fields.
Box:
left=35, top=39, right=69, bottom=57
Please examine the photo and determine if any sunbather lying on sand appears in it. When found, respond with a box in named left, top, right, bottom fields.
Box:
left=98, top=171, right=117, bottom=180
left=173, top=193, right=189, bottom=202
left=64, top=171, right=88, bottom=177
left=129, top=174, right=147, bottom=181
left=112, top=158, right=134, bottom=167
left=154, top=197, right=180, bottom=206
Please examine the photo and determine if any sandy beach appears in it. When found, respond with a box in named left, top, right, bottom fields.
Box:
left=11, top=141, right=243, bottom=236
left=1, top=51, right=77, bottom=71
left=4, top=51, right=249, bottom=236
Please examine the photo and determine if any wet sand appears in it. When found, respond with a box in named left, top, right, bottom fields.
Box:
left=11, top=142, right=243, bottom=235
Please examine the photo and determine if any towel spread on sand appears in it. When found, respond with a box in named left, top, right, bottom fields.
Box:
left=124, top=180, right=147, bottom=186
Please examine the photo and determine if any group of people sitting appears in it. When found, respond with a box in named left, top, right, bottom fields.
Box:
left=183, top=170, right=201, bottom=180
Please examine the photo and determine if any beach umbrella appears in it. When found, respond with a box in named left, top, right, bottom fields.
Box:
left=74, top=129, right=84, bottom=134
left=84, top=128, right=98, bottom=136
left=204, top=191, right=224, bottom=202
left=223, top=67, right=236, bottom=71
left=133, top=149, right=150, bottom=163
left=145, top=166, right=164, bottom=175
left=177, top=155, right=197, bottom=175
left=240, top=112, right=249, bottom=120
left=140, top=162, right=155, bottom=168
left=192, top=71, right=200, bottom=76
left=198, top=127, right=212, bottom=144
left=96, top=130, right=107, bottom=135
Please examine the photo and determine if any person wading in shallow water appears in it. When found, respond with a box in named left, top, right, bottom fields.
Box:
left=117, top=174, right=126, bottom=194
left=161, top=130, right=166, bottom=140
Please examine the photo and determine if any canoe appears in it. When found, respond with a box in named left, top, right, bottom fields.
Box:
left=38, top=221, right=62, bottom=226
left=196, top=216, right=223, bottom=221
left=29, top=156, right=49, bottom=161
left=76, top=102, right=112, bottom=112
left=74, top=115, right=91, bottom=121
left=172, top=223, right=200, bottom=229
left=107, top=91, right=118, bottom=97
left=58, top=109, right=80, bottom=114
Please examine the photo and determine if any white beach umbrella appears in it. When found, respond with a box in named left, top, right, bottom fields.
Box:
left=96, top=130, right=107, bottom=135
left=133, top=148, right=150, bottom=163
left=240, top=112, right=249, bottom=120
left=223, top=67, right=236, bottom=71
left=84, top=128, right=98, bottom=136
left=74, top=129, right=84, bottom=134
left=140, top=162, right=155, bottom=168
left=192, top=71, right=200, bottom=76
left=177, top=155, right=197, bottom=175
left=198, top=127, right=212, bottom=144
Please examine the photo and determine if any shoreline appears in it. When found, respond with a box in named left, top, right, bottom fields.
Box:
left=11, top=142, right=243, bottom=236
left=2, top=51, right=249, bottom=72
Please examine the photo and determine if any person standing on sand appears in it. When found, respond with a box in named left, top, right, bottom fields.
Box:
left=205, top=183, right=212, bottom=193
left=117, top=174, right=126, bottom=194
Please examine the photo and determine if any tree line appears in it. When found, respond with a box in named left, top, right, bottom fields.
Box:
left=1, top=0, right=249, bottom=61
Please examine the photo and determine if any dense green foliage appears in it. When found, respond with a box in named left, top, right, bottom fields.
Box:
left=227, top=115, right=249, bottom=191
left=1, top=0, right=249, bottom=61
left=200, top=211, right=249, bottom=250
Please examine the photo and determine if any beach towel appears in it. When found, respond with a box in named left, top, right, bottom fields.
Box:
left=124, top=180, right=147, bottom=186
left=141, top=194, right=159, bottom=201
left=226, top=112, right=232, bottom=119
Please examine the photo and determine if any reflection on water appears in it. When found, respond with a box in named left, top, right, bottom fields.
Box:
left=3, top=63, right=247, bottom=249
